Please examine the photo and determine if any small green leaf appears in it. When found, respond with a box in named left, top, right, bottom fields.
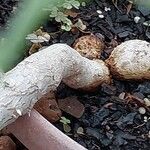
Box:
left=61, top=24, right=72, bottom=31
left=63, top=18, right=72, bottom=25
left=63, top=124, right=71, bottom=133
left=71, top=0, right=80, bottom=9
left=60, top=116, right=71, bottom=124
left=81, top=2, right=86, bottom=7
left=63, top=3, right=73, bottom=9
left=47, top=0, right=82, bottom=31
left=49, top=7, right=58, bottom=17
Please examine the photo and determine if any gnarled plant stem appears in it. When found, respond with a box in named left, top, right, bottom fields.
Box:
left=0, top=44, right=110, bottom=129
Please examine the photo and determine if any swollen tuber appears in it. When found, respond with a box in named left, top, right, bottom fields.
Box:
left=0, top=44, right=110, bottom=130
left=106, top=40, right=150, bottom=80
left=73, top=35, right=104, bottom=59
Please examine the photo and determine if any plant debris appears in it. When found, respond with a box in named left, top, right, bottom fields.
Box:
left=34, top=92, right=62, bottom=123
left=58, top=96, right=85, bottom=118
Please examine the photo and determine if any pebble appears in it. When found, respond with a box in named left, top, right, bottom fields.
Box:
left=144, top=116, right=148, bottom=122
left=119, top=92, right=126, bottom=99
left=104, top=7, right=111, bottom=12
left=144, top=98, right=150, bottom=107
left=97, top=10, right=102, bottom=14
left=138, top=107, right=146, bottom=114
left=99, top=14, right=105, bottom=18
left=134, top=16, right=140, bottom=23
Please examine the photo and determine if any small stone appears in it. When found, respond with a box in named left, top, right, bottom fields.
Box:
left=104, top=7, right=111, bottom=12
left=106, top=125, right=110, bottom=131
left=97, top=10, right=102, bottom=14
left=138, top=107, right=146, bottom=114
left=144, top=116, right=148, bottom=122
left=119, top=92, right=126, bottom=99
left=99, top=14, right=104, bottom=18
left=77, top=127, right=84, bottom=135
left=144, top=98, right=150, bottom=107
left=134, top=16, right=140, bottom=23
left=0, top=136, right=16, bottom=150
left=144, top=116, right=147, bottom=120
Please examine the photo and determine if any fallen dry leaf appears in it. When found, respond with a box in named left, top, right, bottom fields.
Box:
left=77, top=127, right=84, bottom=135
left=29, top=43, right=42, bottom=55
left=144, top=98, right=150, bottom=107
left=125, top=94, right=150, bottom=112
left=74, top=19, right=86, bottom=31
left=126, top=1, right=133, bottom=14
left=63, top=124, right=71, bottom=133
left=34, top=92, right=62, bottom=122
left=64, top=9, right=78, bottom=18
left=58, top=96, right=85, bottom=118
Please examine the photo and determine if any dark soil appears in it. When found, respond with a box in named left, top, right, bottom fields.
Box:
left=0, top=0, right=18, bottom=27
left=1, top=0, right=150, bottom=150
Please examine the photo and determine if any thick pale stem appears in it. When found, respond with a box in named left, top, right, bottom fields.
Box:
left=0, top=44, right=110, bottom=129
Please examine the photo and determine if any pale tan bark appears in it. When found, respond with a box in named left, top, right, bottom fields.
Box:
left=0, top=44, right=110, bottom=129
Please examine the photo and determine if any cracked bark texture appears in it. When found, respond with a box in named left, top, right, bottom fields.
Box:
left=0, top=43, right=110, bottom=129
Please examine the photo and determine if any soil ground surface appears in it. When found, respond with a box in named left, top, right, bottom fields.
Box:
left=0, top=0, right=150, bottom=150
left=0, top=0, right=18, bottom=27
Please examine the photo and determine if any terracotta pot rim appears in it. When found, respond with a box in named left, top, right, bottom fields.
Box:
left=8, top=109, right=87, bottom=150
